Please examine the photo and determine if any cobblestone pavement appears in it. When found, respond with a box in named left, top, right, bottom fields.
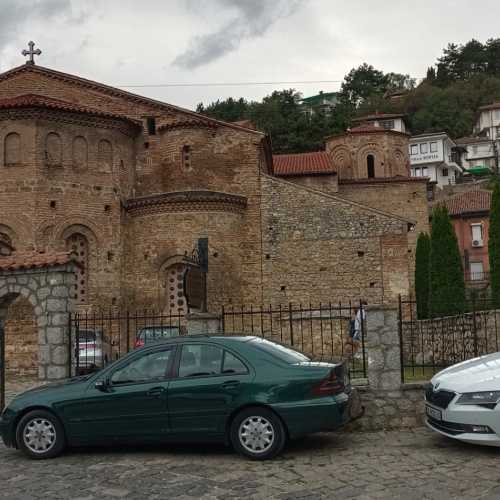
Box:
left=2, top=382, right=500, bottom=499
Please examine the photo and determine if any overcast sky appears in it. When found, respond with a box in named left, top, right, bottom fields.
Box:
left=0, top=0, right=499, bottom=110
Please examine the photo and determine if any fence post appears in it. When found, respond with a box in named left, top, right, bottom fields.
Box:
left=365, top=305, right=401, bottom=391
left=472, top=294, right=478, bottom=358
left=398, top=295, right=405, bottom=384
left=289, top=303, right=294, bottom=346
left=0, top=322, right=5, bottom=412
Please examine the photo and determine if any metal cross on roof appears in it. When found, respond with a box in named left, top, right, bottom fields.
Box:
left=22, top=41, right=42, bottom=65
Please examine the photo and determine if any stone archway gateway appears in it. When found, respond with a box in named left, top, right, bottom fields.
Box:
left=0, top=251, right=78, bottom=407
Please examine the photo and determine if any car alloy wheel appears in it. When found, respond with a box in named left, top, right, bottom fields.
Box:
left=16, top=409, right=66, bottom=459
left=230, top=407, right=286, bottom=460
left=238, top=416, right=275, bottom=454
left=23, top=418, right=57, bottom=454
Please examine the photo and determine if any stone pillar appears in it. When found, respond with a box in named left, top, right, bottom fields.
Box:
left=365, top=305, right=401, bottom=391
left=186, top=313, right=221, bottom=335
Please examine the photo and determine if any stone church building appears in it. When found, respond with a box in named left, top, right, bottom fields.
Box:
left=0, top=58, right=429, bottom=376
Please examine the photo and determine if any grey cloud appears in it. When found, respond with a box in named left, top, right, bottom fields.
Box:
left=0, top=0, right=81, bottom=51
left=173, top=0, right=303, bottom=69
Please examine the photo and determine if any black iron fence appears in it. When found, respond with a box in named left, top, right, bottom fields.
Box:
left=221, top=302, right=367, bottom=379
left=398, top=296, right=500, bottom=383
left=68, top=310, right=186, bottom=376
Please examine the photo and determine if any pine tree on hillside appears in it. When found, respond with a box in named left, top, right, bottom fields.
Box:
left=489, top=183, right=500, bottom=307
left=429, top=206, right=466, bottom=316
left=415, top=232, right=431, bottom=319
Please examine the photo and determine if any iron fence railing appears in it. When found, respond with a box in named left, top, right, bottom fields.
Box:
left=68, top=309, right=186, bottom=376
left=221, top=302, right=367, bottom=379
left=398, top=295, right=500, bottom=383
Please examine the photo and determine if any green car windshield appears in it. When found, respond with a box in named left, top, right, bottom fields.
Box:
left=250, top=338, right=310, bottom=363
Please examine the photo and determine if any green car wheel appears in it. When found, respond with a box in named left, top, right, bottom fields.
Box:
left=16, top=410, right=66, bottom=460
left=230, top=407, right=286, bottom=460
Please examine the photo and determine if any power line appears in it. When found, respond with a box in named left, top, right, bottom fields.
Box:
left=115, top=79, right=346, bottom=88
left=115, top=76, right=427, bottom=89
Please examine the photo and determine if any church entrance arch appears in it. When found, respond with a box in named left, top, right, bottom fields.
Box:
left=0, top=252, right=78, bottom=410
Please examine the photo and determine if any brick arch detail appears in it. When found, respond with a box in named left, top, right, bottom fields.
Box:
left=356, top=144, right=384, bottom=178
left=0, top=215, right=33, bottom=250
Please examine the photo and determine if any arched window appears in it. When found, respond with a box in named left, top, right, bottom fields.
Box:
left=45, top=132, right=63, bottom=166
left=0, top=232, right=13, bottom=256
left=66, top=233, right=89, bottom=303
left=4, top=132, right=21, bottom=166
left=163, top=262, right=188, bottom=314
left=181, top=145, right=192, bottom=170
left=72, top=136, right=88, bottom=170
left=367, top=154, right=375, bottom=178
left=98, top=140, right=113, bottom=173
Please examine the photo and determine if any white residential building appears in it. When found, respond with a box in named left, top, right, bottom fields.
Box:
left=475, top=102, right=500, bottom=140
left=351, top=113, right=408, bottom=134
left=455, top=137, right=497, bottom=172
left=409, top=132, right=462, bottom=188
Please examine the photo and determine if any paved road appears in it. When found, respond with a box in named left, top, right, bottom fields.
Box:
left=1, top=427, right=500, bottom=499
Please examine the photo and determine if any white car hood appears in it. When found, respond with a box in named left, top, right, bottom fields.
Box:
left=432, top=352, right=500, bottom=393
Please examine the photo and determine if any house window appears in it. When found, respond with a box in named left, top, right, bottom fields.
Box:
left=380, top=120, right=394, bottom=130
left=182, top=145, right=192, bottom=170
left=4, top=132, right=21, bottom=166
left=470, top=262, right=484, bottom=281
left=472, top=145, right=478, bottom=154
left=420, top=143, right=428, bottom=154
left=442, top=168, right=449, bottom=177
left=147, top=117, right=156, bottom=135
left=422, top=167, right=428, bottom=177
left=367, top=154, right=375, bottom=178
left=496, top=125, right=500, bottom=138
left=471, top=223, right=483, bottom=244
left=0, top=232, right=13, bottom=256
left=430, top=142, right=438, bottom=153
left=414, top=167, right=421, bottom=177
left=410, top=144, right=418, bottom=155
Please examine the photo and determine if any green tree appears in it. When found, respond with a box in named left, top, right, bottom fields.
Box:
left=489, top=183, right=500, bottom=307
left=415, top=232, right=431, bottom=319
left=339, top=63, right=388, bottom=107
left=429, top=205, right=466, bottom=317
left=196, top=97, right=250, bottom=122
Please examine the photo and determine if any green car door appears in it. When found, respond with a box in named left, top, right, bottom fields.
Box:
left=167, top=343, right=253, bottom=437
left=67, top=345, right=175, bottom=441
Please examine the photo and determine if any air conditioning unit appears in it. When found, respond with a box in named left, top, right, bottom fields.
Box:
left=472, top=240, right=483, bottom=247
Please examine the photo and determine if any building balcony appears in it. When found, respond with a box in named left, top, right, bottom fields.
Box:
left=465, top=271, right=490, bottom=285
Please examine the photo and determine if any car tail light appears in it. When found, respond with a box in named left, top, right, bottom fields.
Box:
left=312, top=366, right=345, bottom=397
left=135, top=339, right=144, bottom=349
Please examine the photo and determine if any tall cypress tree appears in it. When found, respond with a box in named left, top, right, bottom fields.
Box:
left=415, top=232, right=431, bottom=319
left=429, top=205, right=466, bottom=316
left=489, top=183, right=500, bottom=307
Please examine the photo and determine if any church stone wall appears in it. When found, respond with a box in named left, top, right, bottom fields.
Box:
left=260, top=175, right=410, bottom=305
left=338, top=179, right=430, bottom=288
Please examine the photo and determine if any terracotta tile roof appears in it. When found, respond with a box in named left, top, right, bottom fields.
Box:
left=479, top=102, right=500, bottom=111
left=272, top=151, right=336, bottom=176
left=0, top=64, right=264, bottom=136
left=352, top=113, right=406, bottom=122
left=455, top=136, right=492, bottom=145
left=0, top=251, right=80, bottom=272
left=442, top=190, right=491, bottom=216
left=0, top=93, right=141, bottom=126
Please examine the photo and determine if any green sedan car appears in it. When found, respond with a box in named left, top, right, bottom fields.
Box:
left=1, top=335, right=362, bottom=460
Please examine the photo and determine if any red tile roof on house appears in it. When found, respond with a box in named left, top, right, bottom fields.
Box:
left=352, top=113, right=406, bottom=122
left=0, top=251, right=80, bottom=272
left=479, top=102, right=500, bottom=111
left=442, top=190, right=492, bottom=217
left=0, top=94, right=140, bottom=126
left=272, top=151, right=336, bottom=176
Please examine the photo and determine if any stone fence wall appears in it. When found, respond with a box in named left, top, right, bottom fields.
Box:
left=188, top=306, right=427, bottom=431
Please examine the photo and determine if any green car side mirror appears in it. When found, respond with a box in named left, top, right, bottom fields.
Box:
left=95, top=379, right=109, bottom=392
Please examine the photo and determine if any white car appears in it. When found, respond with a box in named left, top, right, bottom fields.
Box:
left=425, top=352, right=500, bottom=446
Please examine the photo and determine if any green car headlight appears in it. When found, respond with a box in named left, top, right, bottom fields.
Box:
left=456, top=391, right=500, bottom=405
